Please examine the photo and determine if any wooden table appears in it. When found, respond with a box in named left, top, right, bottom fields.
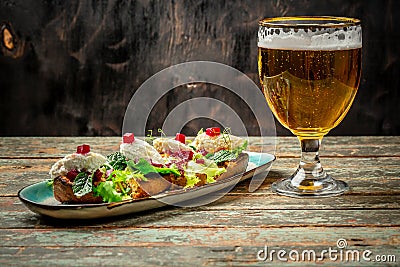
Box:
left=0, top=136, right=399, bottom=266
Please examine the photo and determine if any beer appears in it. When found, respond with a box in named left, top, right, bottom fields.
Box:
left=258, top=47, right=361, bottom=139
left=257, top=16, right=362, bottom=197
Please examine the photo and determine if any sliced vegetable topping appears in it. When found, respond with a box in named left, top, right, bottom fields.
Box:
left=123, top=133, right=135, bottom=144
left=76, top=144, right=90, bottom=154
left=175, top=133, right=186, bottom=144
left=205, top=127, right=221, bottom=137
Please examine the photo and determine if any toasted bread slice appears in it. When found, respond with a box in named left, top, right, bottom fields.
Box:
left=53, top=176, right=103, bottom=204
left=217, top=153, right=249, bottom=181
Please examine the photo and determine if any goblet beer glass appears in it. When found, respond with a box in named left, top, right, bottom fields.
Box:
left=258, top=17, right=362, bottom=197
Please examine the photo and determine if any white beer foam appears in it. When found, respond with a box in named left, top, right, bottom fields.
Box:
left=258, top=26, right=362, bottom=50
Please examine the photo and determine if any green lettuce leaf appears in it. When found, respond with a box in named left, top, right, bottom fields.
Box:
left=110, top=169, right=134, bottom=183
left=93, top=181, right=123, bottom=203
left=206, top=176, right=216, bottom=184
left=47, top=179, right=54, bottom=187
left=127, top=159, right=180, bottom=177
left=184, top=161, right=225, bottom=187
left=93, top=167, right=144, bottom=203
left=234, top=140, right=248, bottom=154
left=185, top=174, right=201, bottom=188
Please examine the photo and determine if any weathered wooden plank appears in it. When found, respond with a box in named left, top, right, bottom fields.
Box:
left=212, top=195, right=400, bottom=210
left=2, top=203, right=400, bottom=229
left=0, top=158, right=55, bottom=194
left=1, top=227, right=399, bottom=246
left=0, top=227, right=398, bottom=267
left=0, top=242, right=398, bottom=267
left=2, top=208, right=400, bottom=230
left=273, top=136, right=400, bottom=158
left=0, top=137, right=120, bottom=158
left=0, top=136, right=399, bottom=158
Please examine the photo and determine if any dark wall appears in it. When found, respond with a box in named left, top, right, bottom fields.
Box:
left=0, top=0, right=399, bottom=136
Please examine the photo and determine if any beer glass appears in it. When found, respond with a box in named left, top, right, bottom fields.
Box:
left=258, top=17, right=362, bottom=197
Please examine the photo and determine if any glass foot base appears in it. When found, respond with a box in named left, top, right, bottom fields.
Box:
left=271, top=175, right=349, bottom=198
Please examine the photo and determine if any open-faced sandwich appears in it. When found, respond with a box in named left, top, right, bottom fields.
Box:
left=50, top=128, right=249, bottom=204
left=50, top=144, right=106, bottom=203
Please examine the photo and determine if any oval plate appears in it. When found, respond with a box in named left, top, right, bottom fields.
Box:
left=18, top=152, right=275, bottom=219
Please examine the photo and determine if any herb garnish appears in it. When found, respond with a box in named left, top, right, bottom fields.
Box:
left=72, top=172, right=93, bottom=197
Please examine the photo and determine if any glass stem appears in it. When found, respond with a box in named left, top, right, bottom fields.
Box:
left=291, top=138, right=328, bottom=189
left=300, top=138, right=324, bottom=178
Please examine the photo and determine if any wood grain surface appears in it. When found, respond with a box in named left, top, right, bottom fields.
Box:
left=0, top=136, right=399, bottom=266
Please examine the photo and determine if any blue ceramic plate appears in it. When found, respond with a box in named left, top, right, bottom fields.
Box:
left=18, top=152, right=275, bottom=219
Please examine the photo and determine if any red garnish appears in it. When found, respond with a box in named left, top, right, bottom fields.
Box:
left=123, top=133, right=135, bottom=144
left=92, top=169, right=103, bottom=184
left=205, top=127, right=221, bottom=137
left=92, top=169, right=104, bottom=186
left=94, top=169, right=103, bottom=180
left=197, top=148, right=208, bottom=156
left=175, top=133, right=186, bottom=144
left=76, top=144, right=90, bottom=154
left=196, top=159, right=205, bottom=165
left=66, top=169, right=79, bottom=181
left=169, top=150, right=190, bottom=161
left=150, top=160, right=164, bottom=168
left=188, top=150, right=194, bottom=160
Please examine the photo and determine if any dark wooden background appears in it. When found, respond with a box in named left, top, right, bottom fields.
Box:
left=0, top=0, right=399, bottom=136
